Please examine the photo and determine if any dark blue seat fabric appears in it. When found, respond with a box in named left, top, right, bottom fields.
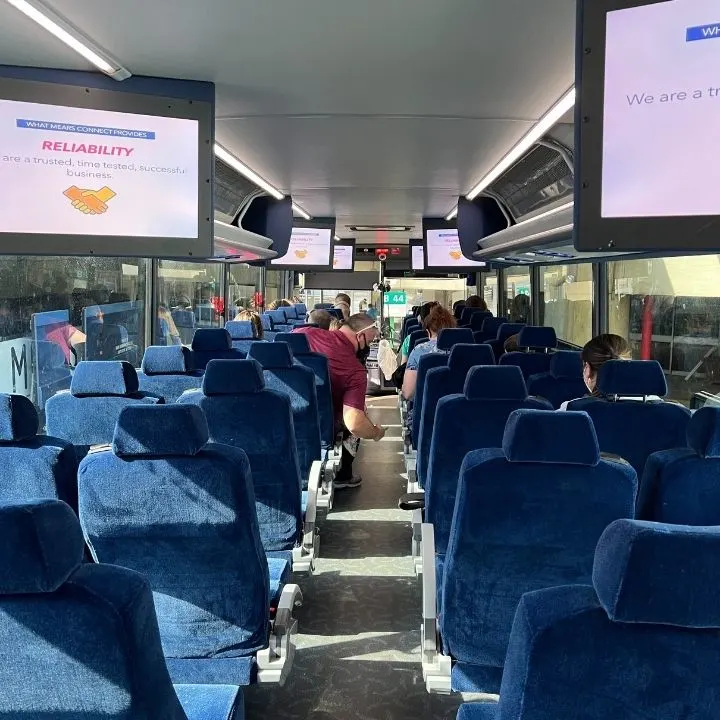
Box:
left=427, top=367, right=553, bottom=556
left=78, top=404, right=271, bottom=687
left=226, top=321, right=264, bottom=354
left=462, top=519, right=720, bottom=720
left=0, top=394, right=78, bottom=511
left=191, top=329, right=245, bottom=370
left=275, top=332, right=335, bottom=449
left=402, top=316, right=421, bottom=340
left=460, top=308, right=491, bottom=327
left=637, top=406, right=720, bottom=525
left=440, top=410, right=637, bottom=693
left=408, top=329, right=429, bottom=354
left=410, top=353, right=449, bottom=448
left=436, top=328, right=476, bottom=350
left=265, top=310, right=293, bottom=333
left=172, top=309, right=197, bottom=345
left=293, top=303, right=307, bottom=318
left=247, top=342, right=321, bottom=483
left=484, top=323, right=525, bottom=360
left=45, top=361, right=161, bottom=458
left=568, top=360, right=691, bottom=477
left=469, top=311, right=493, bottom=332
left=180, top=360, right=303, bottom=554
left=138, top=346, right=203, bottom=403
left=0, top=499, right=243, bottom=719
left=260, top=313, right=278, bottom=342
left=416, top=344, right=496, bottom=488
left=499, top=326, right=557, bottom=380
left=527, top=351, right=587, bottom=409
left=474, top=316, right=507, bottom=345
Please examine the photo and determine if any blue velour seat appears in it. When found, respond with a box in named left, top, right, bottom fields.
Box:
left=260, top=313, right=278, bottom=342
left=434, top=410, right=637, bottom=694
left=460, top=308, right=491, bottom=327
left=248, top=342, right=322, bottom=484
left=0, top=393, right=78, bottom=511
left=499, top=326, right=557, bottom=380
left=457, top=519, right=720, bottom=720
left=78, top=404, right=301, bottom=687
left=426, top=367, right=553, bottom=557
left=484, top=322, right=525, bottom=360
left=410, top=353, right=450, bottom=449
left=527, top=350, right=587, bottom=409
left=190, top=329, right=244, bottom=370
left=638, top=406, right=720, bottom=525
left=416, top=344, right=495, bottom=488
left=469, top=311, right=493, bottom=332
left=138, top=345, right=204, bottom=403
left=225, top=320, right=265, bottom=354
left=172, top=309, right=197, bottom=345
left=408, top=328, right=429, bottom=354
left=568, top=360, right=691, bottom=477
left=473, top=316, right=507, bottom=344
left=45, top=361, right=162, bottom=459
left=265, top=310, right=293, bottom=333
left=402, top=316, right=421, bottom=340
left=436, top=327, right=476, bottom=350
left=0, top=499, right=243, bottom=719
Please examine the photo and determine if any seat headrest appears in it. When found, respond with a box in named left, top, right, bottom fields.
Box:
left=113, top=404, right=209, bottom=457
left=274, top=332, right=311, bottom=355
left=470, top=311, right=493, bottom=331
left=597, top=360, right=667, bottom=398
left=481, top=317, right=507, bottom=335
left=141, top=345, right=192, bottom=375
left=191, top=328, right=232, bottom=352
left=448, top=344, right=495, bottom=376
left=465, top=366, right=527, bottom=400
left=460, top=308, right=490, bottom=326
left=436, top=328, right=476, bottom=351
left=0, top=394, right=38, bottom=442
left=266, top=310, right=288, bottom=325
left=294, top=303, right=307, bottom=316
left=0, top=500, right=84, bottom=594
left=260, top=314, right=274, bottom=331
left=593, top=519, right=720, bottom=628
left=550, top=351, right=583, bottom=379
left=283, top=307, right=298, bottom=320
left=202, top=359, right=265, bottom=396
left=503, top=409, right=600, bottom=466
left=247, top=341, right=294, bottom=368
left=687, top=407, right=720, bottom=459
left=71, top=361, right=139, bottom=397
left=518, top=326, right=557, bottom=350
left=225, top=321, right=258, bottom=340
left=495, top=323, right=526, bottom=342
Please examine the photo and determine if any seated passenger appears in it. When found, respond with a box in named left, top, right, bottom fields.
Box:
left=452, top=299, right=466, bottom=321
left=334, top=301, right=351, bottom=320
left=504, top=333, right=520, bottom=353
left=464, top=295, right=487, bottom=310
left=402, top=305, right=457, bottom=400
left=233, top=309, right=264, bottom=339
left=399, top=301, right=438, bottom=363
left=559, top=333, right=631, bottom=409
left=335, top=292, right=352, bottom=307
left=268, top=299, right=291, bottom=311
left=509, top=293, right=531, bottom=323
left=306, top=309, right=331, bottom=330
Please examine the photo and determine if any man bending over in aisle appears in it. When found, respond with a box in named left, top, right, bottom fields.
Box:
left=296, top=313, right=386, bottom=489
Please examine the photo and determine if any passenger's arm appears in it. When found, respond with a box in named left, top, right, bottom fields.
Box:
left=343, top=406, right=386, bottom=441
left=402, top=369, right=418, bottom=400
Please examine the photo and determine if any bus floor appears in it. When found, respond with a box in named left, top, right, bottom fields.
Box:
left=244, top=395, right=463, bottom=719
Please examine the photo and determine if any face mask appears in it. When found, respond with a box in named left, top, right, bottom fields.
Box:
left=356, top=333, right=372, bottom=364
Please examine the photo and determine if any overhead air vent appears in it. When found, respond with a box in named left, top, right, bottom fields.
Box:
left=348, top=225, right=414, bottom=232
left=214, top=157, right=263, bottom=219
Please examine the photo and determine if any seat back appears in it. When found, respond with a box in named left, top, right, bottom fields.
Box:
left=440, top=410, right=637, bottom=678
left=494, top=520, right=720, bottom=720
left=138, top=345, right=203, bottom=403
left=45, top=361, right=161, bottom=455
left=460, top=308, right=491, bottom=327
left=473, top=316, right=507, bottom=344
left=469, top=311, right=493, bottom=332
left=0, top=500, right=189, bottom=719
left=411, top=352, right=449, bottom=448
left=484, top=322, right=525, bottom=360
left=427, top=367, right=553, bottom=554
left=293, top=303, right=307, bottom=318
left=275, top=332, right=335, bottom=448
left=265, top=310, right=293, bottom=332
left=225, top=320, right=264, bottom=354
left=78, top=404, right=270, bottom=682
left=416, top=344, right=495, bottom=487
left=569, top=360, right=691, bottom=477
left=436, top=328, right=476, bottom=351
left=179, top=360, right=302, bottom=553
left=0, top=394, right=78, bottom=510
left=248, top=342, right=321, bottom=480
left=637, top=406, right=720, bottom=525
left=408, top=329, right=429, bottom=354
left=527, top=350, right=587, bottom=409
left=402, top=316, right=420, bottom=340
left=260, top=313, right=278, bottom=341
left=190, top=328, right=244, bottom=369
left=499, top=326, right=558, bottom=380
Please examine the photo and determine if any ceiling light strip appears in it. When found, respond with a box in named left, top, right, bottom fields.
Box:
left=446, top=87, right=576, bottom=221
left=5, top=0, right=130, bottom=79
left=214, top=144, right=284, bottom=201
left=291, top=202, right=312, bottom=220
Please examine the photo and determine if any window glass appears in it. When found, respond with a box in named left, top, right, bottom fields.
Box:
left=481, top=270, right=499, bottom=316
left=504, top=267, right=532, bottom=323
left=608, top=255, right=720, bottom=406
left=0, top=256, right=147, bottom=409
left=156, top=261, right=224, bottom=345
left=539, top=263, right=594, bottom=346
left=265, top=269, right=285, bottom=308
left=228, top=264, right=261, bottom=318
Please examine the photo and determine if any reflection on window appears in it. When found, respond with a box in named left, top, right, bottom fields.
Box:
left=504, top=268, right=532, bottom=323
left=0, top=256, right=147, bottom=408
left=608, top=255, right=720, bottom=406
left=265, top=270, right=284, bottom=308
left=540, top=263, right=594, bottom=346
left=156, top=261, right=224, bottom=346
left=228, top=264, right=261, bottom=317
left=482, top=271, right=499, bottom=317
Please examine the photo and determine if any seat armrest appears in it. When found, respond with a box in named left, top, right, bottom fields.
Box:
left=173, top=684, right=243, bottom=720
left=398, top=492, right=425, bottom=511
left=257, top=584, right=303, bottom=685
left=302, top=461, right=321, bottom=547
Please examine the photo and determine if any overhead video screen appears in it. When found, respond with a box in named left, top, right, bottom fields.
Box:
left=425, top=229, right=487, bottom=269
left=332, top=241, right=355, bottom=271
left=576, top=0, right=720, bottom=251
left=270, top=227, right=333, bottom=268
left=411, top=242, right=425, bottom=270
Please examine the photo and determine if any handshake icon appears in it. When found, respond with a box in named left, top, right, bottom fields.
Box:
left=63, top=185, right=116, bottom=215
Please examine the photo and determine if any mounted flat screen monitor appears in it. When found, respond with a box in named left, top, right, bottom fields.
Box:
left=332, top=240, right=355, bottom=271
left=410, top=240, right=425, bottom=270
left=270, top=226, right=333, bottom=269
left=425, top=229, right=487, bottom=270
left=0, top=76, right=213, bottom=257
left=576, top=0, right=720, bottom=251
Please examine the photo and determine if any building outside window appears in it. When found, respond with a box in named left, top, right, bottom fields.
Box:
left=539, top=263, right=594, bottom=347
left=504, top=267, right=532, bottom=323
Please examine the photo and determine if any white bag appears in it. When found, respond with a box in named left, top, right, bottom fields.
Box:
left=377, top=339, right=398, bottom=380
